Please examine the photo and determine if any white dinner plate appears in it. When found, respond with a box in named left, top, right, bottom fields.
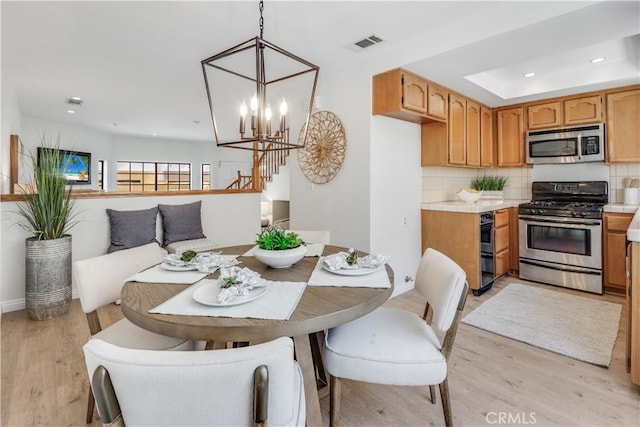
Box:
left=192, top=282, right=269, bottom=307
left=322, top=263, right=384, bottom=276
left=160, top=262, right=198, bottom=272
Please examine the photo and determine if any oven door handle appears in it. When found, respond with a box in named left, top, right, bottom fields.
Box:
left=519, top=259, right=602, bottom=276
left=518, top=215, right=601, bottom=226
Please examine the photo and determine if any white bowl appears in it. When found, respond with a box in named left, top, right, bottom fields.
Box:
left=456, top=189, right=483, bottom=203
left=253, top=245, right=307, bottom=268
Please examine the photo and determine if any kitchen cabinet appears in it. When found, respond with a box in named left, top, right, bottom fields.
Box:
left=527, top=101, right=562, bottom=130
left=496, top=107, right=525, bottom=167
left=422, top=210, right=480, bottom=291
left=564, top=94, right=602, bottom=125
left=448, top=94, right=467, bottom=165
left=480, top=106, right=494, bottom=167
left=372, top=68, right=447, bottom=124
left=466, top=101, right=481, bottom=167
left=527, top=95, right=602, bottom=130
left=603, top=212, right=633, bottom=294
left=606, top=89, right=640, bottom=163
left=494, top=209, right=510, bottom=278
left=628, top=241, right=640, bottom=385
left=423, top=95, right=486, bottom=167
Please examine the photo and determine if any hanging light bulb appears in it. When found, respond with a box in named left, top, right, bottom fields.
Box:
left=279, top=98, right=288, bottom=133
left=239, top=100, right=248, bottom=134
left=264, top=105, right=272, bottom=136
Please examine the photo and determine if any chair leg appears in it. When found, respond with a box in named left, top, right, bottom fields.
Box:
left=86, top=387, right=95, bottom=424
left=429, top=384, right=437, bottom=404
left=439, top=378, right=453, bottom=427
left=329, top=375, right=342, bottom=427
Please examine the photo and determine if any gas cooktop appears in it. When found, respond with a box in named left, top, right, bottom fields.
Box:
left=519, top=181, right=608, bottom=219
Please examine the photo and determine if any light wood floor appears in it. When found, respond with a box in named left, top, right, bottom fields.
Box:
left=2, top=276, right=639, bottom=426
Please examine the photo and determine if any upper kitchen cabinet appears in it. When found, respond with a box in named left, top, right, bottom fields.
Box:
left=496, top=107, right=525, bottom=167
left=527, top=101, right=563, bottom=130
left=372, top=68, right=448, bottom=124
left=564, top=94, right=602, bottom=125
left=480, top=106, right=494, bottom=167
left=422, top=94, right=488, bottom=167
left=527, top=95, right=602, bottom=129
left=606, top=88, right=640, bottom=163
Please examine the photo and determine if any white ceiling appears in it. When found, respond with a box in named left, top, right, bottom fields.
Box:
left=2, top=1, right=639, bottom=142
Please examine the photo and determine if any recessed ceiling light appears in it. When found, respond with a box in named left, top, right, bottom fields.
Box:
left=66, top=110, right=75, bottom=114
left=523, top=72, right=536, bottom=78
left=590, top=57, right=605, bottom=63
left=193, top=120, right=200, bottom=125
left=152, top=133, right=158, bottom=136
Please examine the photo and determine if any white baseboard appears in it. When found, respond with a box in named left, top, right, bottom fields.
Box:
left=2, top=288, right=79, bottom=313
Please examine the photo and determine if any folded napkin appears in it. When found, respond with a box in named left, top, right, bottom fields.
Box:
left=243, top=243, right=323, bottom=257
left=217, top=266, right=268, bottom=304
left=126, top=265, right=208, bottom=285
left=322, top=251, right=389, bottom=271
left=308, top=257, right=391, bottom=288
left=149, top=279, right=306, bottom=320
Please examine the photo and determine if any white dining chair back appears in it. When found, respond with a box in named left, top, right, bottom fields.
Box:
left=74, top=242, right=166, bottom=313
left=73, top=242, right=199, bottom=424
left=323, top=248, right=468, bottom=427
left=289, top=230, right=330, bottom=244
left=84, top=337, right=306, bottom=427
left=414, top=248, right=467, bottom=336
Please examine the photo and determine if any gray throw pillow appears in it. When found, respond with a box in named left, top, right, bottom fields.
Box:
left=158, top=201, right=206, bottom=247
left=106, top=207, right=159, bottom=253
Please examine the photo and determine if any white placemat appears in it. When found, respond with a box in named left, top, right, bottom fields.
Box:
left=149, top=279, right=307, bottom=320
left=126, top=265, right=208, bottom=285
left=242, top=243, right=324, bottom=257
left=307, top=257, right=391, bottom=288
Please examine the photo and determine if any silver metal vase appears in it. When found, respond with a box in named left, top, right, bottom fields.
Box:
left=25, top=235, right=72, bottom=320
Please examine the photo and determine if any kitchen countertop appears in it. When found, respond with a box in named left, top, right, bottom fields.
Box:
left=628, top=208, right=640, bottom=242
left=421, top=199, right=526, bottom=213
left=603, top=204, right=639, bottom=214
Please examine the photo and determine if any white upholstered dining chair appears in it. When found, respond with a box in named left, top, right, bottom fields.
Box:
left=83, top=336, right=306, bottom=426
left=323, top=248, right=469, bottom=427
left=73, top=242, right=200, bottom=424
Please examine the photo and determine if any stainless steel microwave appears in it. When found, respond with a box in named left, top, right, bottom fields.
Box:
left=526, top=123, right=605, bottom=164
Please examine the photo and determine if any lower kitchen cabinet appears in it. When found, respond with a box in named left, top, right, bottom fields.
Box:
left=629, top=241, right=640, bottom=385
left=603, top=212, right=633, bottom=294
left=494, top=209, right=510, bottom=277
left=422, top=210, right=480, bottom=291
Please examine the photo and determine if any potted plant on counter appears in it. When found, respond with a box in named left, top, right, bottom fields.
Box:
left=254, top=227, right=307, bottom=268
left=472, top=176, right=508, bottom=200
left=14, top=136, right=78, bottom=320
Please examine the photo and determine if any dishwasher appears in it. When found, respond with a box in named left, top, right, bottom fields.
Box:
left=478, top=211, right=495, bottom=295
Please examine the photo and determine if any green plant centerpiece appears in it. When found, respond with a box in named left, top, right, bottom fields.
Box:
left=254, top=227, right=307, bottom=268
left=14, top=135, right=79, bottom=320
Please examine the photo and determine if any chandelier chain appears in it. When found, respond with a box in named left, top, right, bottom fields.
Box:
left=259, top=0, right=264, bottom=38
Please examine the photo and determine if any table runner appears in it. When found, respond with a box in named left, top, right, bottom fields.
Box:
left=242, top=243, right=325, bottom=257
left=149, top=279, right=306, bottom=320
left=126, top=265, right=208, bottom=284
left=307, top=257, right=391, bottom=288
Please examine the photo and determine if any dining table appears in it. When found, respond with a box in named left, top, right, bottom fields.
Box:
left=120, top=244, right=394, bottom=426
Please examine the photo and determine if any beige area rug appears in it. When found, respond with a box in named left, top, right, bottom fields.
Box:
left=461, top=283, right=622, bottom=367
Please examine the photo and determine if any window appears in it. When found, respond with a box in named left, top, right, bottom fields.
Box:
left=202, top=164, right=211, bottom=190
left=116, top=161, right=191, bottom=192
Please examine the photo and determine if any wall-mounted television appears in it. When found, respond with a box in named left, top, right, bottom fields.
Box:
left=37, top=147, right=91, bottom=185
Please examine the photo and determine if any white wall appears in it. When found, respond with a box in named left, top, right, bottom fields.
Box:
left=1, top=192, right=261, bottom=312
left=370, top=116, right=422, bottom=296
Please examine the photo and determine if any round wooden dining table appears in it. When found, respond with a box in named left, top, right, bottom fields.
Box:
left=120, top=244, right=394, bottom=426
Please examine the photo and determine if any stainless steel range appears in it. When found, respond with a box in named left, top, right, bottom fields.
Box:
left=519, top=181, right=608, bottom=294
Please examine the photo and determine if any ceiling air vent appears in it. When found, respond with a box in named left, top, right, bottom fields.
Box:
left=351, top=34, right=386, bottom=50
left=65, top=97, right=84, bottom=106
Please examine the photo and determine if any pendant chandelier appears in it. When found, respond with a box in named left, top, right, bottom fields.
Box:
left=201, top=0, right=319, bottom=152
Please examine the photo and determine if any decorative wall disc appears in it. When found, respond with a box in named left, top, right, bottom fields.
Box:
left=297, top=111, right=346, bottom=184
